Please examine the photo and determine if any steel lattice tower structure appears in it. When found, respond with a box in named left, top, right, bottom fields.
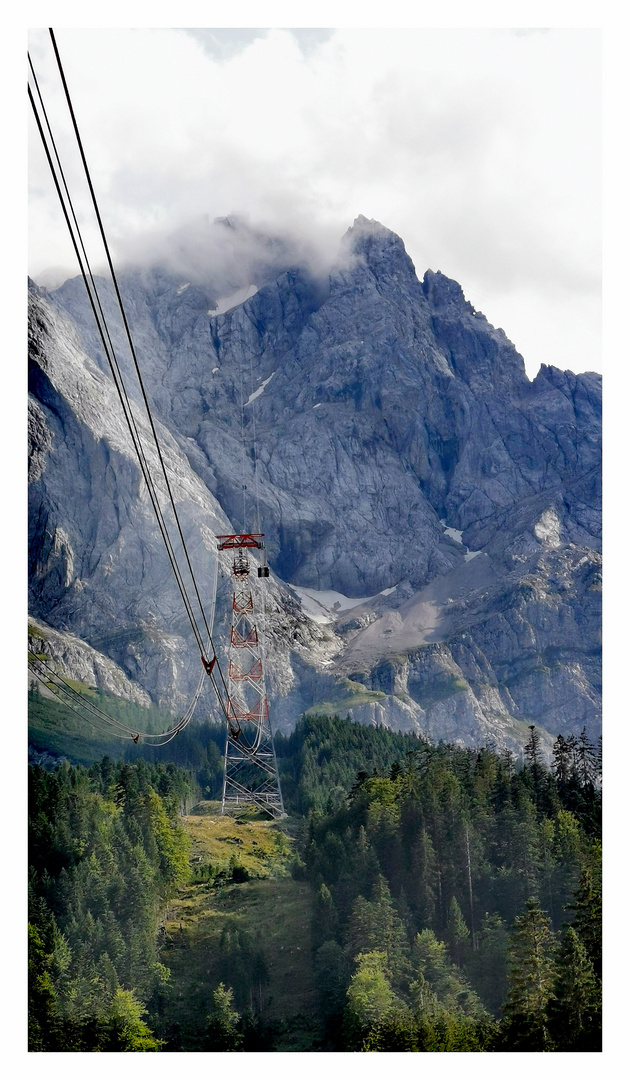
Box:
left=217, top=534, right=284, bottom=818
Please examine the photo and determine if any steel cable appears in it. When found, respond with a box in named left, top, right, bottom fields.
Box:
left=48, top=27, right=220, bottom=666
left=28, top=70, right=209, bottom=664
left=28, top=36, right=238, bottom=728
left=28, top=547, right=219, bottom=744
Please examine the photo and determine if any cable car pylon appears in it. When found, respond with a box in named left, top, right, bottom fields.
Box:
left=217, top=533, right=284, bottom=818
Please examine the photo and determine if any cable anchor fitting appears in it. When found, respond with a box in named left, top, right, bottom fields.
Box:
left=202, top=654, right=217, bottom=676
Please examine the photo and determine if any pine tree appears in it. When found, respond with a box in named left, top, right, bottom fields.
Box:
left=407, top=828, right=438, bottom=928
left=411, top=929, right=487, bottom=1020
left=205, top=983, right=243, bottom=1051
left=28, top=923, right=59, bottom=1050
left=464, top=912, right=509, bottom=1017
left=552, top=734, right=572, bottom=788
left=345, top=876, right=409, bottom=983
left=314, top=939, right=348, bottom=1021
left=576, top=728, right=598, bottom=789
left=445, top=896, right=470, bottom=966
left=546, top=926, right=601, bottom=1050
left=349, top=825, right=382, bottom=899
left=501, top=898, right=556, bottom=1050
left=524, top=726, right=544, bottom=808
left=312, top=883, right=340, bottom=949
left=363, top=1005, right=419, bottom=1051
left=344, top=951, right=397, bottom=1049
left=569, top=863, right=602, bottom=980
left=102, top=988, right=162, bottom=1051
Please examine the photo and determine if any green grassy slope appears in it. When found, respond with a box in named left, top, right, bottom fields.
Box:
left=157, top=808, right=318, bottom=1050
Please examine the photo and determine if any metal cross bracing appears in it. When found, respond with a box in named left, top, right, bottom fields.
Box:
left=218, top=534, right=285, bottom=818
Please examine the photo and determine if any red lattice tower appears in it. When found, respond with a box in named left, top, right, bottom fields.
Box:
left=217, top=534, right=284, bottom=817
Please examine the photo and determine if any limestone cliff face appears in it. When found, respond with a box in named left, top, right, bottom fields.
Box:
left=28, top=217, right=601, bottom=750
left=28, top=283, right=337, bottom=718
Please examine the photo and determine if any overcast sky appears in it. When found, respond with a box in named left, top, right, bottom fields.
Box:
left=28, top=25, right=601, bottom=378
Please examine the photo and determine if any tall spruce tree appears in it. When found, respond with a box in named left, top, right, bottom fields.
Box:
left=464, top=912, right=509, bottom=1016
left=569, top=863, right=602, bottom=981
left=345, top=876, right=409, bottom=984
left=344, top=951, right=398, bottom=1050
left=546, top=926, right=601, bottom=1050
left=501, top=898, right=556, bottom=1050
left=411, top=929, right=487, bottom=1020
left=524, top=726, right=544, bottom=808
left=445, top=896, right=470, bottom=967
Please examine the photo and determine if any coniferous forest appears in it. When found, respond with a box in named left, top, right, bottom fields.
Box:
left=28, top=705, right=601, bottom=1053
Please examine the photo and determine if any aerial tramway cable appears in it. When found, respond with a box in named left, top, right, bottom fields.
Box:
left=28, top=550, right=221, bottom=745
left=247, top=349, right=262, bottom=535
left=28, top=31, right=234, bottom=739
left=28, top=70, right=224, bottom=717
left=28, top=62, right=208, bottom=665
left=29, top=648, right=206, bottom=745
left=47, top=29, right=222, bottom=672
left=29, top=656, right=145, bottom=741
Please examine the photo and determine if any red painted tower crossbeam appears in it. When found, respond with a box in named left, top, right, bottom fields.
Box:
left=228, top=658, right=263, bottom=682
left=227, top=699, right=269, bottom=723
left=217, top=534, right=264, bottom=550
left=230, top=626, right=258, bottom=647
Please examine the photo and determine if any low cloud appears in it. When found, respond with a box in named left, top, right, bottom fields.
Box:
left=116, top=212, right=351, bottom=296
left=28, top=26, right=601, bottom=375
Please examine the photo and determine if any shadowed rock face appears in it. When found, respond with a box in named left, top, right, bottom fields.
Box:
left=28, top=216, right=601, bottom=751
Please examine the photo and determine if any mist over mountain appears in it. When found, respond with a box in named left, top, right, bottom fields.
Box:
left=28, top=216, right=601, bottom=754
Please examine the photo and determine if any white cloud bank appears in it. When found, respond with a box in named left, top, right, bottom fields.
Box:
left=28, top=26, right=601, bottom=377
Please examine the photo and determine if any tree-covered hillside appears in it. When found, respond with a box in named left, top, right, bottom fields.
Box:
left=28, top=759, right=192, bottom=1050
left=293, top=717, right=601, bottom=1050
left=28, top=715, right=601, bottom=1052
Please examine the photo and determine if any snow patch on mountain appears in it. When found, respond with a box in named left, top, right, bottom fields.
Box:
left=212, top=283, right=258, bottom=316
left=290, top=584, right=400, bottom=625
left=441, top=522, right=464, bottom=544
left=440, top=520, right=481, bottom=563
left=290, top=585, right=374, bottom=623
left=245, top=371, right=275, bottom=406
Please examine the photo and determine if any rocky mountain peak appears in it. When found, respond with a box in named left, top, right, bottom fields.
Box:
left=28, top=217, right=601, bottom=753
left=342, top=214, right=418, bottom=280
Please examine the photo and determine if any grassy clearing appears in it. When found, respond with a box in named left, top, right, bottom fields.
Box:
left=157, top=811, right=318, bottom=1050
left=183, top=802, right=293, bottom=880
